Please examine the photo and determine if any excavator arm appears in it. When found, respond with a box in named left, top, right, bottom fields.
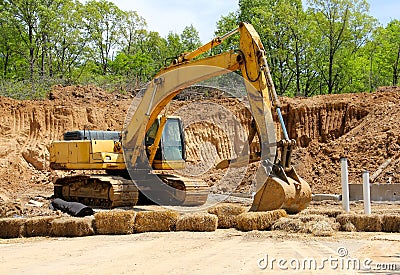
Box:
left=123, top=22, right=311, bottom=213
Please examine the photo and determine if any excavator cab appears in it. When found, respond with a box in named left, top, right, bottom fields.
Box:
left=145, top=116, right=186, bottom=170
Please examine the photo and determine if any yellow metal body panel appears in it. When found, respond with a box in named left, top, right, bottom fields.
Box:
left=50, top=140, right=126, bottom=170
left=50, top=139, right=183, bottom=170
left=152, top=160, right=185, bottom=170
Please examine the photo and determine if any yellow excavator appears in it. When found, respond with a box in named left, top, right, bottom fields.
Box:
left=50, top=22, right=311, bottom=213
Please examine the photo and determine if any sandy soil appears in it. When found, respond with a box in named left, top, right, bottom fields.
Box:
left=1, top=85, right=399, bottom=202
left=0, top=84, right=399, bottom=217
left=1, top=200, right=399, bottom=274
left=0, top=230, right=399, bottom=274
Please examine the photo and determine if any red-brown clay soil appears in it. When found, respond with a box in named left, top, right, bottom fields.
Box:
left=0, top=85, right=399, bottom=216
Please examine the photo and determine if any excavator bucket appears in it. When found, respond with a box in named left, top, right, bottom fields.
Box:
left=250, top=167, right=312, bottom=214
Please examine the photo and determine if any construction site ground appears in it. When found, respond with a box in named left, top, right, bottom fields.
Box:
left=0, top=228, right=399, bottom=274
left=0, top=85, right=399, bottom=273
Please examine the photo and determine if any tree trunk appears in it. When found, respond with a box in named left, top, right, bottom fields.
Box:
left=393, top=44, right=400, bottom=85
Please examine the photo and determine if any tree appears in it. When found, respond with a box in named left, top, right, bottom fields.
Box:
left=49, top=0, right=87, bottom=81
left=120, top=10, right=146, bottom=55
left=379, top=20, right=400, bottom=85
left=0, top=9, right=21, bottom=78
left=308, top=0, right=376, bottom=94
left=214, top=11, right=240, bottom=53
left=2, top=0, right=66, bottom=91
left=3, top=0, right=43, bottom=81
left=83, top=0, right=125, bottom=75
left=165, top=32, right=183, bottom=60
left=238, top=0, right=303, bottom=95
left=180, top=25, right=202, bottom=52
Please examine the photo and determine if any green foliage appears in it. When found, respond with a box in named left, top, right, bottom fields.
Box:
left=0, top=77, right=61, bottom=99
left=180, top=25, right=202, bottom=52
left=0, top=0, right=398, bottom=99
left=215, top=0, right=395, bottom=96
left=214, top=12, right=240, bottom=53
left=371, top=20, right=400, bottom=86
left=0, top=0, right=200, bottom=97
left=166, top=32, right=183, bottom=59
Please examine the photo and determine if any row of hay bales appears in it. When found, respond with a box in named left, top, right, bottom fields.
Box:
left=271, top=210, right=400, bottom=236
left=0, top=204, right=286, bottom=238
left=0, top=204, right=399, bottom=239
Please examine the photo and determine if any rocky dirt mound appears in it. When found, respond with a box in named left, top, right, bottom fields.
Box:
left=0, top=84, right=399, bottom=214
left=287, top=87, right=400, bottom=193
left=0, top=85, right=132, bottom=209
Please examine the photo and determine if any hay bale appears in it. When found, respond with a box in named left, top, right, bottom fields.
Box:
left=176, top=213, right=218, bottom=232
left=0, top=218, right=26, bottom=238
left=271, top=217, right=304, bottom=233
left=341, top=221, right=357, bottom=232
left=303, top=220, right=338, bottom=237
left=0, top=201, right=23, bottom=218
left=236, top=210, right=287, bottom=231
left=299, top=209, right=344, bottom=218
left=51, top=217, right=94, bottom=237
left=25, top=216, right=57, bottom=237
left=134, top=210, right=179, bottom=233
left=94, top=210, right=136, bottom=235
left=381, top=215, right=400, bottom=233
left=336, top=214, right=382, bottom=232
left=207, top=203, right=247, bottom=228
left=272, top=215, right=339, bottom=236
left=297, top=214, right=332, bottom=223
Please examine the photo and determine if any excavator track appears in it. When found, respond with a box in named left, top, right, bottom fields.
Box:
left=157, top=174, right=209, bottom=206
left=54, top=173, right=208, bottom=208
left=54, top=174, right=139, bottom=208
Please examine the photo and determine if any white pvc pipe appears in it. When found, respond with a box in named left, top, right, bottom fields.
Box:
left=340, top=158, right=350, bottom=212
left=362, top=170, right=371, bottom=214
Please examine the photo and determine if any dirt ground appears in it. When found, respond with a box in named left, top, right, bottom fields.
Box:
left=0, top=85, right=399, bottom=273
left=0, top=230, right=399, bottom=274
left=0, top=85, right=399, bottom=208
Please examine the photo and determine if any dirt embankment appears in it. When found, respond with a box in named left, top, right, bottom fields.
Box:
left=0, top=85, right=131, bottom=204
left=284, top=87, right=400, bottom=193
left=0, top=85, right=399, bottom=211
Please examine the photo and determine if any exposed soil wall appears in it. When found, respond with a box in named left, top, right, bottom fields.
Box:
left=0, top=85, right=399, bottom=207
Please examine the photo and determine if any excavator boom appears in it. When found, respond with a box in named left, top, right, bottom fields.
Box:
left=50, top=22, right=311, bottom=213
left=123, top=22, right=311, bottom=213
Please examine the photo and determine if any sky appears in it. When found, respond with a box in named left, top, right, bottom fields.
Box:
left=107, top=0, right=400, bottom=43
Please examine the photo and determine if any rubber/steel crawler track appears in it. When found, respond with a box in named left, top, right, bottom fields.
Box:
left=54, top=173, right=209, bottom=208
left=157, top=174, right=209, bottom=206
left=54, top=174, right=139, bottom=208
